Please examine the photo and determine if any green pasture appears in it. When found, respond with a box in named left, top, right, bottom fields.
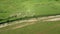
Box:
left=0, top=0, right=60, bottom=19
left=0, top=0, right=60, bottom=34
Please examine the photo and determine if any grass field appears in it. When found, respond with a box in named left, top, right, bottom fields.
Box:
left=0, top=0, right=60, bottom=34
left=0, top=0, right=60, bottom=23
left=0, top=0, right=60, bottom=18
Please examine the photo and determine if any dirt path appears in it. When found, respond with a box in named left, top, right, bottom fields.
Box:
left=0, top=19, right=37, bottom=32
left=44, top=18, right=60, bottom=21
left=0, top=15, right=60, bottom=32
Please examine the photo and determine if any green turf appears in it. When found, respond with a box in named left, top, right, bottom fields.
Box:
left=0, top=0, right=60, bottom=34
left=0, top=21, right=60, bottom=34
left=0, top=0, right=60, bottom=19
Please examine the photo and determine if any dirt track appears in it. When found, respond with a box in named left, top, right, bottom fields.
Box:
left=0, top=15, right=60, bottom=32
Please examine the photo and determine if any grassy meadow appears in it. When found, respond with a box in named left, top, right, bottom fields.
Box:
left=0, top=0, right=60, bottom=34
left=0, top=0, right=60, bottom=18
left=0, top=0, right=60, bottom=23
